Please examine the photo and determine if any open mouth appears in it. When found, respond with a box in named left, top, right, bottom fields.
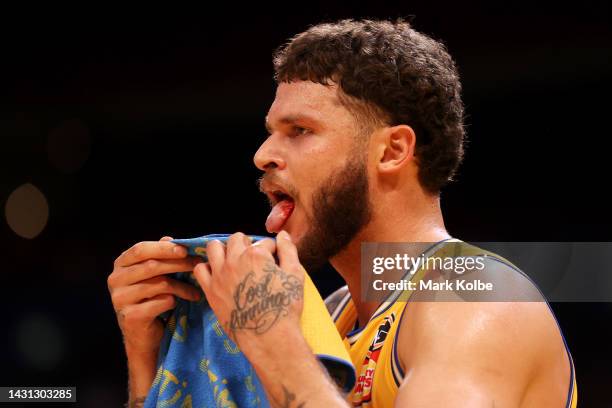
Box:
left=265, top=190, right=295, bottom=233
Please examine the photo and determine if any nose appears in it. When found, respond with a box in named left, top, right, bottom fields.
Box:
left=253, top=134, right=287, bottom=171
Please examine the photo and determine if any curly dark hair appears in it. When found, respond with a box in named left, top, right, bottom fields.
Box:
left=273, top=18, right=465, bottom=194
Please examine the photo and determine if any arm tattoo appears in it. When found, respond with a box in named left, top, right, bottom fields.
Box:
left=270, top=384, right=305, bottom=408
left=229, top=261, right=303, bottom=335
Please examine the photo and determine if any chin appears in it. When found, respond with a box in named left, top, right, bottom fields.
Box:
left=281, top=222, right=304, bottom=246
left=281, top=226, right=298, bottom=241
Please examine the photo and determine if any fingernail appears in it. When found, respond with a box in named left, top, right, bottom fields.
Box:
left=173, top=246, right=187, bottom=255
left=280, top=230, right=291, bottom=241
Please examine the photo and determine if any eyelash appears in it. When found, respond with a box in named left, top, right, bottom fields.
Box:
left=263, top=126, right=312, bottom=140
left=291, top=126, right=311, bottom=137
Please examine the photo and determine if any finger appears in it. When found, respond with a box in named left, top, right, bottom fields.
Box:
left=252, top=237, right=276, bottom=255
left=110, top=257, right=197, bottom=288
left=193, top=262, right=212, bottom=292
left=115, top=241, right=188, bottom=268
left=206, top=240, right=226, bottom=275
left=276, top=230, right=302, bottom=273
left=112, top=276, right=201, bottom=309
left=121, top=294, right=176, bottom=323
left=226, top=232, right=248, bottom=264
left=250, top=238, right=277, bottom=268
left=160, top=236, right=174, bottom=241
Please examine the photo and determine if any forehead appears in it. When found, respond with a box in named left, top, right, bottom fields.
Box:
left=266, top=81, right=352, bottom=126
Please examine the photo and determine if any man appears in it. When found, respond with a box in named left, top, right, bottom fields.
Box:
left=109, top=19, right=576, bottom=407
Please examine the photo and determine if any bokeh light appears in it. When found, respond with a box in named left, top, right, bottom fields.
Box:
left=15, top=314, right=65, bottom=371
left=5, top=183, right=49, bottom=239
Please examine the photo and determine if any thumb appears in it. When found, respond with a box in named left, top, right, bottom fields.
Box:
left=276, top=230, right=303, bottom=275
left=193, top=261, right=212, bottom=292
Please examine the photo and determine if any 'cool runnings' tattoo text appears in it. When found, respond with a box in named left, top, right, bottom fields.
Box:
left=230, top=261, right=303, bottom=335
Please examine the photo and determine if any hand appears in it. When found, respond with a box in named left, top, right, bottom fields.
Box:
left=108, top=236, right=202, bottom=354
left=193, top=231, right=305, bottom=352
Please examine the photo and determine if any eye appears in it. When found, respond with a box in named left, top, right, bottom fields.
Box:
left=291, top=126, right=311, bottom=137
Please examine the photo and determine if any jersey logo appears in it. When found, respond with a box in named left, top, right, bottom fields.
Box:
left=352, top=313, right=396, bottom=406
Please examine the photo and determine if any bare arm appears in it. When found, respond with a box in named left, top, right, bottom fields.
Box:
left=124, top=347, right=158, bottom=408
left=108, top=237, right=202, bottom=407
left=394, top=300, right=570, bottom=407
left=242, top=320, right=349, bottom=408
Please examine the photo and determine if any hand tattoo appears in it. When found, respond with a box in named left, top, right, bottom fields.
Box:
left=229, top=261, right=303, bottom=335
left=271, top=384, right=305, bottom=408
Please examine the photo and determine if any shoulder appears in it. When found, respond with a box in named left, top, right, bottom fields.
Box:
left=399, top=300, right=558, bottom=365
left=395, top=256, right=570, bottom=394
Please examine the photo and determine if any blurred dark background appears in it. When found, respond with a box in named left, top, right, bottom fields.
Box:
left=1, top=2, right=611, bottom=407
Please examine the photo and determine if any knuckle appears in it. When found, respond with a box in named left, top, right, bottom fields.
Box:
left=106, top=273, right=116, bottom=289
left=206, top=239, right=219, bottom=250
left=144, top=259, right=158, bottom=273
left=110, top=291, right=124, bottom=307
left=242, top=246, right=269, bottom=266
left=156, top=278, right=172, bottom=292
left=247, top=245, right=267, bottom=258
left=161, top=294, right=176, bottom=307
left=131, top=242, right=144, bottom=257
left=229, top=232, right=248, bottom=246
left=244, top=246, right=257, bottom=258
left=259, top=238, right=275, bottom=248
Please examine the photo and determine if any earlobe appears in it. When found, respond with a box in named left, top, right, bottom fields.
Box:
left=378, top=125, right=416, bottom=173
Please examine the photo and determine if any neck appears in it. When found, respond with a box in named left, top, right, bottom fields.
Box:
left=330, top=194, right=450, bottom=327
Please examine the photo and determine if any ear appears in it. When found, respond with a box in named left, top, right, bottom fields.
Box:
left=377, top=125, right=416, bottom=173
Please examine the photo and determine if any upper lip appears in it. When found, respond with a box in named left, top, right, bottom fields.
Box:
left=259, top=179, right=294, bottom=207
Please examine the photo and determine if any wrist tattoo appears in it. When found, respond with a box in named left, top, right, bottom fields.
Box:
left=229, top=261, right=303, bottom=336
left=124, top=396, right=146, bottom=408
left=271, top=384, right=305, bottom=408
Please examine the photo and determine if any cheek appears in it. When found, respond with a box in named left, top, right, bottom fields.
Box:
left=289, top=136, right=345, bottom=212
left=290, top=145, right=330, bottom=196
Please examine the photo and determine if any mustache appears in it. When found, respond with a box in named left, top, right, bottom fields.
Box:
left=256, top=174, right=299, bottom=200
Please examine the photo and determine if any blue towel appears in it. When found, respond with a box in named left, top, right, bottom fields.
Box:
left=145, top=275, right=268, bottom=407
left=144, top=234, right=355, bottom=408
left=144, top=235, right=271, bottom=408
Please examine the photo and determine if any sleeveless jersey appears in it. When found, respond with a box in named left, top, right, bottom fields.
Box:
left=330, top=239, right=578, bottom=407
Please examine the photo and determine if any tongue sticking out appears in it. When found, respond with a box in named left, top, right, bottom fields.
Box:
left=265, top=200, right=295, bottom=233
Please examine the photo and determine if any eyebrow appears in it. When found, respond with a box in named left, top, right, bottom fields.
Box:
left=265, top=114, right=322, bottom=134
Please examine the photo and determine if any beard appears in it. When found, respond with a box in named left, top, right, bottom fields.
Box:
left=296, top=152, right=373, bottom=272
